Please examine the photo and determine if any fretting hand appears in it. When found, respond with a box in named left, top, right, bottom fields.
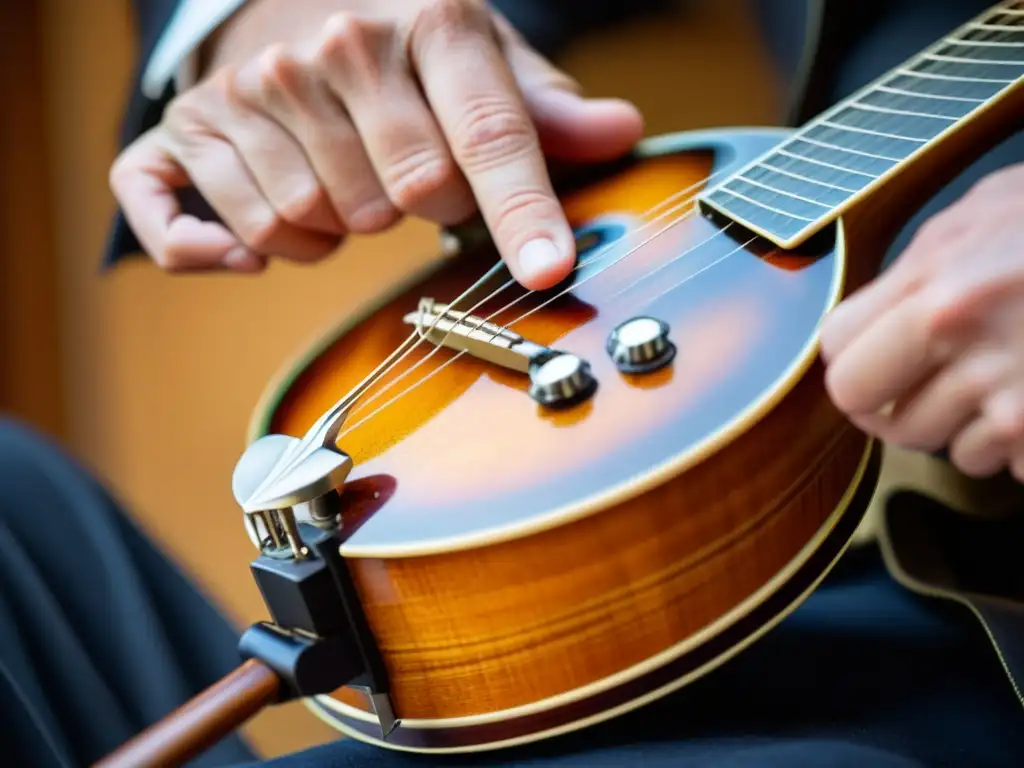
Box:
left=820, top=164, right=1024, bottom=482
left=109, top=0, right=643, bottom=288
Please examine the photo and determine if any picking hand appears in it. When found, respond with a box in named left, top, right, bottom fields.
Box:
left=820, top=164, right=1024, bottom=482
left=109, top=0, right=643, bottom=288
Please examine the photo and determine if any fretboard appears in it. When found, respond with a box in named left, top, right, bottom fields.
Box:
left=697, top=1, right=1024, bottom=248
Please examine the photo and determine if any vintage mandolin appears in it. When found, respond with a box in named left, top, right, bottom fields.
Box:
left=97, top=3, right=1024, bottom=765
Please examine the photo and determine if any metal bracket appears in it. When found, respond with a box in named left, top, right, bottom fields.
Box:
left=240, top=522, right=400, bottom=740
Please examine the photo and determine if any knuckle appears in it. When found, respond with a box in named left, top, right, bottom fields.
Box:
left=238, top=211, right=285, bottom=252
left=991, top=399, right=1024, bottom=444
left=488, top=187, right=559, bottom=240
left=414, top=0, right=486, bottom=42
left=451, top=99, right=536, bottom=169
left=959, top=368, right=994, bottom=406
left=161, top=94, right=217, bottom=151
left=108, top=152, right=135, bottom=195
left=384, top=149, right=457, bottom=210
left=322, top=11, right=364, bottom=50
left=316, top=12, right=394, bottom=88
left=162, top=93, right=199, bottom=130
left=277, top=185, right=328, bottom=226
left=318, top=12, right=380, bottom=76
left=958, top=354, right=1001, bottom=400
left=253, top=44, right=301, bottom=99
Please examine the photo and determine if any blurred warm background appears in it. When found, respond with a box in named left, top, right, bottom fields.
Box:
left=2, top=0, right=784, bottom=758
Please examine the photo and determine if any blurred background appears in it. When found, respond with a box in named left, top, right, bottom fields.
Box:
left=0, top=0, right=783, bottom=758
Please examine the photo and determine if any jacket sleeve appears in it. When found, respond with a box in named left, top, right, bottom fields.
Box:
left=103, top=0, right=667, bottom=268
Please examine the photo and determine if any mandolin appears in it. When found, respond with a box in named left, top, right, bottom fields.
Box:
left=96, top=2, right=1024, bottom=765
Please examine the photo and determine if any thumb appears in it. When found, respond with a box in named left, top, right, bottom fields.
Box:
left=493, top=17, right=645, bottom=162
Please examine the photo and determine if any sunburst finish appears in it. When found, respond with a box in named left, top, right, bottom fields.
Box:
left=248, top=129, right=881, bottom=750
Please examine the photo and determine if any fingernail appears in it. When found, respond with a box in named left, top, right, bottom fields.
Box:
left=518, top=238, right=564, bottom=282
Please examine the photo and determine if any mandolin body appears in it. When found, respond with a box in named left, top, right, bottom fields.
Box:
left=248, top=127, right=887, bottom=753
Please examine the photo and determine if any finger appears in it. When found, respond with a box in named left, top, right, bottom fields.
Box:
left=217, top=84, right=344, bottom=237
left=824, top=291, right=955, bottom=416
left=982, top=385, right=1024, bottom=446
left=315, top=14, right=475, bottom=226
left=492, top=14, right=644, bottom=162
left=110, top=131, right=265, bottom=272
left=852, top=347, right=1009, bottom=451
left=410, top=0, right=575, bottom=290
left=949, top=413, right=1012, bottom=478
left=162, top=123, right=341, bottom=263
left=819, top=253, right=922, bottom=365
left=234, top=44, right=400, bottom=233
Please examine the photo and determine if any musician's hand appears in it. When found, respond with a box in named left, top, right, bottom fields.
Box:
left=108, top=0, right=643, bottom=288
left=820, top=164, right=1024, bottom=482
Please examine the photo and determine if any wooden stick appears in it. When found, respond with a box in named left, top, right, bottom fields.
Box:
left=94, top=659, right=280, bottom=768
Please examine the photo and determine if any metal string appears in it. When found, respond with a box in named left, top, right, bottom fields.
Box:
left=336, top=163, right=738, bottom=425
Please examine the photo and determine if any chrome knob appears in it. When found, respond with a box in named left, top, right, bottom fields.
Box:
left=606, top=316, right=676, bottom=374
left=528, top=353, right=597, bottom=408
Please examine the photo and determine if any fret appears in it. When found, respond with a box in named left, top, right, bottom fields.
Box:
left=695, top=1, right=1024, bottom=248
left=701, top=187, right=812, bottom=242
left=754, top=161, right=861, bottom=194
left=944, top=36, right=1023, bottom=47
left=927, top=50, right=1024, bottom=65
left=771, top=149, right=877, bottom=185
left=713, top=178, right=828, bottom=223
left=971, top=23, right=1024, bottom=32
left=959, top=28, right=1024, bottom=44
left=896, top=66, right=1013, bottom=84
left=784, top=137, right=896, bottom=175
left=744, top=170, right=852, bottom=212
left=986, top=8, right=1024, bottom=23
left=801, top=123, right=921, bottom=165
left=846, top=100, right=961, bottom=122
left=930, top=45, right=1024, bottom=65
left=908, top=55, right=1024, bottom=82
left=736, top=171, right=849, bottom=209
left=890, top=71, right=1012, bottom=98
left=875, top=83, right=986, bottom=104
left=817, top=119, right=929, bottom=144
left=857, top=88, right=977, bottom=119
left=826, top=103, right=953, bottom=138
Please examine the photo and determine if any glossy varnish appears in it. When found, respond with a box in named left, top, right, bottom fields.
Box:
left=252, top=48, right=1024, bottom=733
left=254, top=130, right=873, bottom=737
left=253, top=80, right=1024, bottom=738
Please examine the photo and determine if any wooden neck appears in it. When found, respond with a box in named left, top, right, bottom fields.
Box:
left=698, top=0, right=1024, bottom=249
